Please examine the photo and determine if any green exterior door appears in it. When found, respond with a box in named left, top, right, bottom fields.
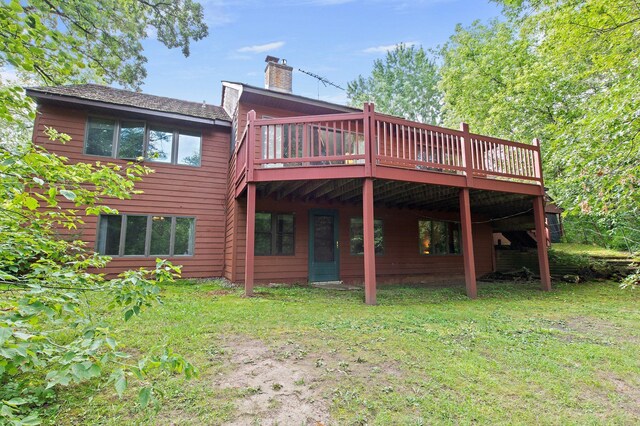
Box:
left=309, top=209, right=339, bottom=282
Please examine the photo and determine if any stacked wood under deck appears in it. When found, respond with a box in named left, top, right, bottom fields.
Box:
left=233, top=104, right=551, bottom=304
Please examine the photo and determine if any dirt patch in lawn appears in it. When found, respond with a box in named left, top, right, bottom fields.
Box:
left=601, top=372, right=640, bottom=418
left=214, top=335, right=403, bottom=425
left=214, top=337, right=328, bottom=425
left=550, top=316, right=639, bottom=345
left=576, top=372, right=640, bottom=422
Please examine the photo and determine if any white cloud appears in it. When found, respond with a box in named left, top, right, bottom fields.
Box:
left=362, top=41, right=419, bottom=54
left=237, top=41, right=285, bottom=53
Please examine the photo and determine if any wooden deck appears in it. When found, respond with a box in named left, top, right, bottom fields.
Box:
left=233, top=104, right=544, bottom=198
left=233, top=104, right=551, bottom=304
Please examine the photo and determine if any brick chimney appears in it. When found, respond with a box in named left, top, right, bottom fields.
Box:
left=264, top=56, right=293, bottom=93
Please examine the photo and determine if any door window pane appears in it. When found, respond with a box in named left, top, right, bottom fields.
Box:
left=97, top=215, right=121, bottom=255
left=314, top=215, right=334, bottom=262
left=177, top=131, right=201, bottom=166
left=147, top=127, right=174, bottom=163
left=124, top=215, right=148, bottom=255
left=150, top=216, right=171, bottom=255
left=174, top=217, right=195, bottom=255
left=117, top=121, right=145, bottom=159
left=85, top=118, right=115, bottom=156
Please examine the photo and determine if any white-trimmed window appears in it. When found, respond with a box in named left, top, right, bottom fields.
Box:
left=97, top=214, right=196, bottom=257
left=84, top=117, right=202, bottom=166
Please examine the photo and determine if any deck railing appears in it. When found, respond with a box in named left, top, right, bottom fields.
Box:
left=233, top=105, right=543, bottom=187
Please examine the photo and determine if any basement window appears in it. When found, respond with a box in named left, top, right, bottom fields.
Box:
left=84, top=117, right=202, bottom=166
left=255, top=212, right=295, bottom=256
left=349, top=218, right=384, bottom=255
left=418, top=220, right=461, bottom=255
left=97, top=214, right=195, bottom=257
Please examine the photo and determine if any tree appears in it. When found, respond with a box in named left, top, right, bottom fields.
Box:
left=1, top=0, right=208, bottom=422
left=1, top=0, right=207, bottom=89
left=440, top=0, right=640, bottom=251
left=347, top=44, right=442, bottom=125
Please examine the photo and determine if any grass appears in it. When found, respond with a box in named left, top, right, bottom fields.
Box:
left=552, top=243, right=638, bottom=260
left=50, top=280, right=639, bottom=425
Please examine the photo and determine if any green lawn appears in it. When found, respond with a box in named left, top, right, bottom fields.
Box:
left=51, top=280, right=639, bottom=425
left=552, top=243, right=638, bottom=260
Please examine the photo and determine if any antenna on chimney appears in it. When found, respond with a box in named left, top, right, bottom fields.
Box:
left=298, top=68, right=345, bottom=98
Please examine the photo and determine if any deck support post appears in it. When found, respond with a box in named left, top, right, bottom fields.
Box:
left=533, top=195, right=552, bottom=291
left=244, top=182, right=256, bottom=296
left=363, top=177, right=377, bottom=305
left=459, top=188, right=477, bottom=299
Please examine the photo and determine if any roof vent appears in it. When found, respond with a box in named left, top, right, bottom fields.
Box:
left=264, top=56, right=293, bottom=94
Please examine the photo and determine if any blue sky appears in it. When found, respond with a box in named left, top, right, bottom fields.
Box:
left=140, top=0, right=503, bottom=106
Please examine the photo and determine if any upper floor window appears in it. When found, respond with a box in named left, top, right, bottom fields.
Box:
left=84, top=117, right=202, bottom=166
left=418, top=220, right=460, bottom=255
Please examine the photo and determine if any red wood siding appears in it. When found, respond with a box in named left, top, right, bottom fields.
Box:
left=33, top=104, right=229, bottom=278
left=230, top=196, right=494, bottom=285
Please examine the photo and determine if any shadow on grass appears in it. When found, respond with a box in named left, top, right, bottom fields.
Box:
left=192, top=279, right=619, bottom=308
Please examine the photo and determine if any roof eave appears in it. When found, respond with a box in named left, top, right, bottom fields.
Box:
left=224, top=82, right=360, bottom=113
left=26, top=89, right=231, bottom=127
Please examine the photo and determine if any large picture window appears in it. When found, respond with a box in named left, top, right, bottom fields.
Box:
left=97, top=214, right=195, bottom=257
left=84, top=117, right=202, bottom=166
left=255, top=212, right=295, bottom=256
left=418, top=220, right=460, bottom=255
left=350, top=218, right=384, bottom=255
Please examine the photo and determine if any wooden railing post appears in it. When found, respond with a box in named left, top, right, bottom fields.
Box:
left=247, top=110, right=256, bottom=182
left=460, top=122, right=473, bottom=187
left=369, top=103, right=376, bottom=176
left=532, top=138, right=544, bottom=194
left=363, top=103, right=374, bottom=177
left=302, top=122, right=309, bottom=165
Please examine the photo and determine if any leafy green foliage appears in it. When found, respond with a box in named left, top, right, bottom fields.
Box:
left=439, top=0, right=639, bottom=250
left=1, top=0, right=208, bottom=423
left=347, top=44, right=442, bottom=125
left=0, top=0, right=207, bottom=89
left=0, top=132, right=197, bottom=423
left=620, top=265, right=639, bottom=290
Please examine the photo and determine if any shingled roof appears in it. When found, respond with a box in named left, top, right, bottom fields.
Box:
left=27, top=84, right=230, bottom=122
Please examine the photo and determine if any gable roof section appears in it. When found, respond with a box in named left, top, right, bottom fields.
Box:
left=26, top=84, right=231, bottom=125
left=222, top=81, right=360, bottom=116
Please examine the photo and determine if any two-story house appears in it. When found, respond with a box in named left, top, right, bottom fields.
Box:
left=27, top=57, right=551, bottom=305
